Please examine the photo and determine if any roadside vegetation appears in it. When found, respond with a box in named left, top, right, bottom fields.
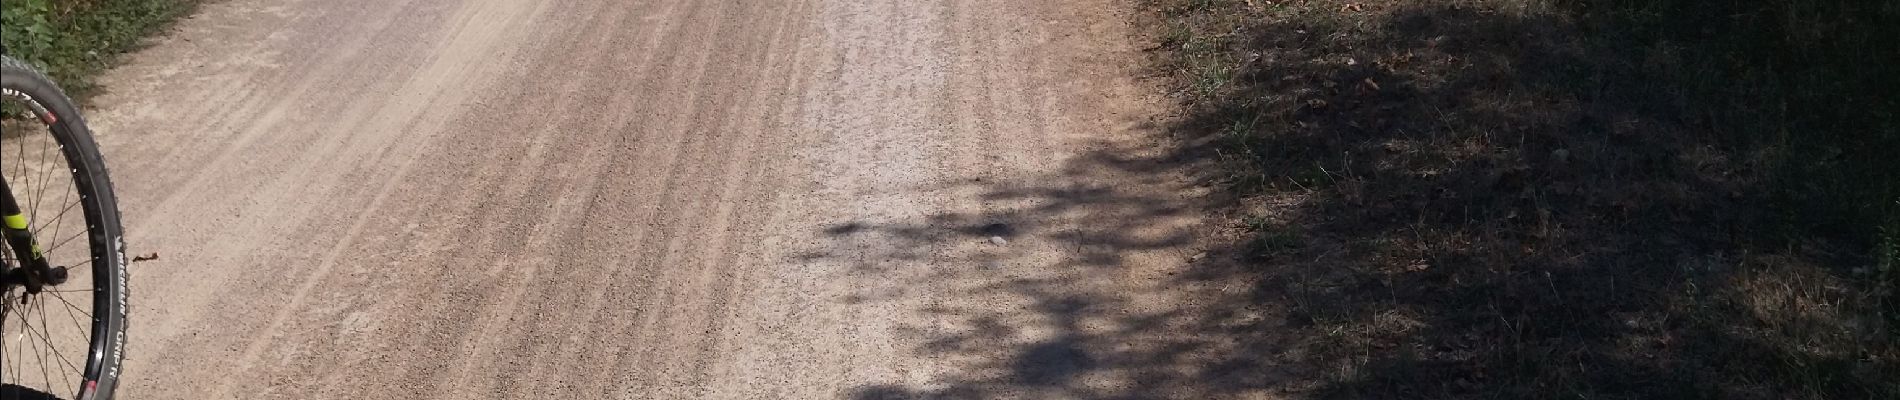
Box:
left=1146, top=0, right=1898, bottom=398
left=2, top=0, right=197, bottom=100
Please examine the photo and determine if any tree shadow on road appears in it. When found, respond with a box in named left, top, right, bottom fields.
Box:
left=796, top=131, right=1268, bottom=398
left=808, top=1, right=1898, bottom=399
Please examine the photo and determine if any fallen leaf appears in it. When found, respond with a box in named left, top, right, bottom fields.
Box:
left=1361, top=77, right=1381, bottom=91
left=132, top=253, right=159, bottom=262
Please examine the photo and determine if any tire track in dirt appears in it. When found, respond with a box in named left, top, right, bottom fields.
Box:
left=79, top=0, right=1207, bottom=398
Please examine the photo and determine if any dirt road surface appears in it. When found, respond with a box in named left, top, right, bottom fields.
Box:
left=84, top=0, right=1218, bottom=398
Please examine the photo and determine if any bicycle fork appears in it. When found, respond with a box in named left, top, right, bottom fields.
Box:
left=0, top=178, right=66, bottom=294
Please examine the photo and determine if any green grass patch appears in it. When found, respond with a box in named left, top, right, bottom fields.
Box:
left=3, top=0, right=199, bottom=100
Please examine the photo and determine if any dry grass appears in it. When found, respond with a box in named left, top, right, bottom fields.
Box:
left=1142, top=0, right=1900, bottom=398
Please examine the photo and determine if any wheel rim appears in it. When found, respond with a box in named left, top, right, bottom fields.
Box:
left=2, top=87, right=108, bottom=400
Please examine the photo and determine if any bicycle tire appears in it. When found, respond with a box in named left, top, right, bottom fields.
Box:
left=0, top=55, right=128, bottom=400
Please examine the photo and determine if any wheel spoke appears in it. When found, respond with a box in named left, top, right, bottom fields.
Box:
left=38, top=299, right=80, bottom=393
left=5, top=74, right=118, bottom=399
left=12, top=126, right=27, bottom=201
left=41, top=230, right=87, bottom=257
left=29, top=133, right=54, bottom=225
left=31, top=191, right=80, bottom=238
left=25, top=299, right=82, bottom=389
left=49, top=290, right=93, bottom=331
left=37, top=289, right=96, bottom=294
left=23, top=301, right=55, bottom=394
left=1, top=294, right=12, bottom=390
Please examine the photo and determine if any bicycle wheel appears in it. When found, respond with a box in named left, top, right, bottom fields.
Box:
left=0, top=55, right=128, bottom=400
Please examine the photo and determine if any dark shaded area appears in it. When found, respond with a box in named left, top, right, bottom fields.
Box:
left=0, top=384, right=60, bottom=400
left=1012, top=337, right=1096, bottom=386
left=814, top=137, right=1262, bottom=398
left=1146, top=0, right=1899, bottom=398
left=840, top=0, right=1896, bottom=399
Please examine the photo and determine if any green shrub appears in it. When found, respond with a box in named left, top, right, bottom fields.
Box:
left=2, top=0, right=197, bottom=98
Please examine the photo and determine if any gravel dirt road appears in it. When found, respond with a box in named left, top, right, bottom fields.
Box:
left=82, top=0, right=1216, bottom=398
